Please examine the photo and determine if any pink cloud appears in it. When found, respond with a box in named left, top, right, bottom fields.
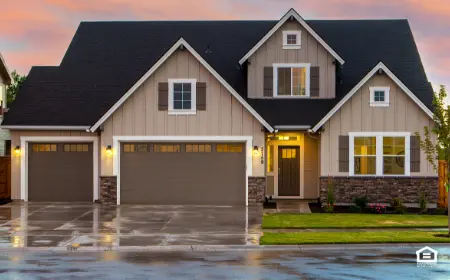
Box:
left=0, top=0, right=448, bottom=89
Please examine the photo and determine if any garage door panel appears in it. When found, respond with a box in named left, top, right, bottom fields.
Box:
left=28, top=143, right=93, bottom=202
left=120, top=143, right=245, bottom=205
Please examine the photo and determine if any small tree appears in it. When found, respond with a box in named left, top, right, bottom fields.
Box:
left=6, top=70, right=27, bottom=106
left=417, top=85, right=450, bottom=235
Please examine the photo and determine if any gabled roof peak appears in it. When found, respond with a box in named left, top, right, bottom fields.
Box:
left=239, top=8, right=345, bottom=65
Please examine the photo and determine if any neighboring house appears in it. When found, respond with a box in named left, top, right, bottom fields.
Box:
left=2, top=9, right=437, bottom=206
left=0, top=53, right=12, bottom=156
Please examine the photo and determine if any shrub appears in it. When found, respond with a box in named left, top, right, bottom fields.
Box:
left=353, top=196, right=369, bottom=209
left=349, top=205, right=362, bottom=213
left=419, top=192, right=428, bottom=214
left=369, top=204, right=387, bottom=214
left=322, top=182, right=335, bottom=213
left=323, top=203, right=334, bottom=213
left=392, top=197, right=407, bottom=214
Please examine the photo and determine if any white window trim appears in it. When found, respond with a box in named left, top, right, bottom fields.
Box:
left=349, top=132, right=411, bottom=177
left=168, top=79, right=197, bottom=115
left=273, top=63, right=311, bottom=98
left=370, top=86, right=390, bottom=107
left=282, top=30, right=301, bottom=49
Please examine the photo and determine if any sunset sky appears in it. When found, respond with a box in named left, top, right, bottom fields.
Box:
left=1, top=0, right=449, bottom=93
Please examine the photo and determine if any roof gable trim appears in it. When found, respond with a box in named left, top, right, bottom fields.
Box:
left=89, top=38, right=274, bottom=132
left=238, top=9, right=345, bottom=65
left=311, top=62, right=434, bottom=132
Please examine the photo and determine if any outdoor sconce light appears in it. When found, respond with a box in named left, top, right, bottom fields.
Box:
left=253, top=146, right=259, bottom=155
left=14, top=146, right=21, bottom=155
left=106, top=145, right=112, bottom=157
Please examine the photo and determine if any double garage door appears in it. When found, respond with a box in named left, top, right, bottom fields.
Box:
left=120, top=143, right=246, bottom=205
left=27, top=142, right=246, bottom=205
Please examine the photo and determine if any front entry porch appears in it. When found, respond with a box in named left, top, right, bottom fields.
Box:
left=265, top=132, right=320, bottom=200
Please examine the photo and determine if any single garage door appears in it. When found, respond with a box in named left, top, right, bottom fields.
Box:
left=120, top=143, right=246, bottom=205
left=28, top=143, right=93, bottom=202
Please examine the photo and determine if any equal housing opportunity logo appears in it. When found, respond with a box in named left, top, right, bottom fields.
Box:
left=416, top=246, right=438, bottom=267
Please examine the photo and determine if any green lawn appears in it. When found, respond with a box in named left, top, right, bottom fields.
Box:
left=262, top=213, right=448, bottom=229
left=260, top=231, right=450, bottom=245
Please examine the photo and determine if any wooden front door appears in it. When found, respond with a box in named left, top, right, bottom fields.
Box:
left=278, top=146, right=300, bottom=196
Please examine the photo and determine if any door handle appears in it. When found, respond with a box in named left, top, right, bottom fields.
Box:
left=278, top=167, right=281, bottom=173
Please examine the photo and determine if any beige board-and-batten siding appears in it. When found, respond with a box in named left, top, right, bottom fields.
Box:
left=247, top=20, right=336, bottom=99
left=320, top=73, right=436, bottom=176
left=100, top=49, right=265, bottom=176
left=9, top=130, right=97, bottom=200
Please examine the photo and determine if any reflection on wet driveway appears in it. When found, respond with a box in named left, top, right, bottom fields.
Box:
left=0, top=202, right=262, bottom=248
left=0, top=247, right=449, bottom=279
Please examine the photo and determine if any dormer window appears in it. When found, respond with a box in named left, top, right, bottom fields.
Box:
left=283, top=31, right=301, bottom=49
left=273, top=63, right=310, bottom=97
left=370, top=87, right=390, bottom=107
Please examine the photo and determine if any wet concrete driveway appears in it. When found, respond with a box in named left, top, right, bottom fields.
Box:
left=0, top=202, right=262, bottom=248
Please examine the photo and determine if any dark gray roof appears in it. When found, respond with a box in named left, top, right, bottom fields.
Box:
left=3, top=19, right=434, bottom=128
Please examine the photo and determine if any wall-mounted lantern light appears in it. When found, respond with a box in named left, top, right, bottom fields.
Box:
left=14, top=146, right=21, bottom=155
left=106, top=145, right=112, bottom=157
left=253, top=145, right=259, bottom=155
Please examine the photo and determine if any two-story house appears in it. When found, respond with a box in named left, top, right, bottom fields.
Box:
left=0, top=53, right=12, bottom=157
left=2, top=9, right=437, bottom=206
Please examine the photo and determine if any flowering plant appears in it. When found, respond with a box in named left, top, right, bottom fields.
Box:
left=369, top=204, right=386, bottom=214
left=323, top=203, right=334, bottom=213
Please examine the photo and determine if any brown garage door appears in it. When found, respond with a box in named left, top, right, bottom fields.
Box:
left=120, top=143, right=246, bottom=205
left=28, top=143, right=93, bottom=202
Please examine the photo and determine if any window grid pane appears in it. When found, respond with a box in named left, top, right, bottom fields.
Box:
left=292, top=67, right=306, bottom=96
left=277, top=68, right=291, bottom=96
left=267, top=145, right=274, bottom=172
left=173, top=83, right=192, bottom=110
left=354, top=137, right=376, bottom=155
left=186, top=144, right=211, bottom=153
left=216, top=144, right=243, bottom=153
left=354, top=156, right=376, bottom=175
left=154, top=144, right=181, bottom=153
left=374, top=91, right=385, bottom=102
left=287, top=34, right=297, bottom=45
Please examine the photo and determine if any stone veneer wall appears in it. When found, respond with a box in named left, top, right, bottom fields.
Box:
left=99, top=176, right=266, bottom=205
left=248, top=176, right=266, bottom=204
left=319, top=177, right=438, bottom=204
left=99, top=176, right=117, bottom=204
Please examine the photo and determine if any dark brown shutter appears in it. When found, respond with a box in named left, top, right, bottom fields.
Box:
left=263, top=67, right=273, bottom=97
left=196, top=82, right=207, bottom=111
left=339, top=135, right=349, bottom=172
left=310, top=66, right=320, bottom=97
left=158, top=82, right=168, bottom=111
left=410, top=135, right=421, bottom=172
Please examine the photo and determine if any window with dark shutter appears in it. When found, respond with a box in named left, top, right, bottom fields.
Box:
left=263, top=67, right=273, bottom=97
left=410, top=135, right=421, bottom=172
left=339, top=135, right=349, bottom=172
left=158, top=82, right=168, bottom=111
left=310, top=66, right=320, bottom=97
left=196, top=83, right=207, bottom=110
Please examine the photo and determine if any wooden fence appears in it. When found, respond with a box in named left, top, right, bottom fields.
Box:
left=438, top=160, right=448, bottom=207
left=0, top=157, right=10, bottom=200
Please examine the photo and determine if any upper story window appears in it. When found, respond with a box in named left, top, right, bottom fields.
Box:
left=168, top=79, right=196, bottom=115
left=282, top=31, right=301, bottom=49
left=349, top=132, right=410, bottom=176
left=273, top=63, right=310, bottom=97
left=369, top=86, right=390, bottom=107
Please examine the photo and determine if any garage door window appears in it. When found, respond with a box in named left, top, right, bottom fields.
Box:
left=216, top=144, right=243, bottom=153
left=63, top=144, right=89, bottom=152
left=32, top=144, right=57, bottom=152
left=154, top=144, right=181, bottom=153
left=186, top=144, right=212, bottom=153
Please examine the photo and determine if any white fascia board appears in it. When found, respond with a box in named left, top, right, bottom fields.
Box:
left=239, top=9, right=345, bottom=65
left=311, top=62, right=434, bottom=132
left=89, top=38, right=274, bottom=133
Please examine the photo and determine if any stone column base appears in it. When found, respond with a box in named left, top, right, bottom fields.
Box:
left=99, top=176, right=117, bottom=204
left=248, top=176, right=266, bottom=204
left=320, top=176, right=438, bottom=204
